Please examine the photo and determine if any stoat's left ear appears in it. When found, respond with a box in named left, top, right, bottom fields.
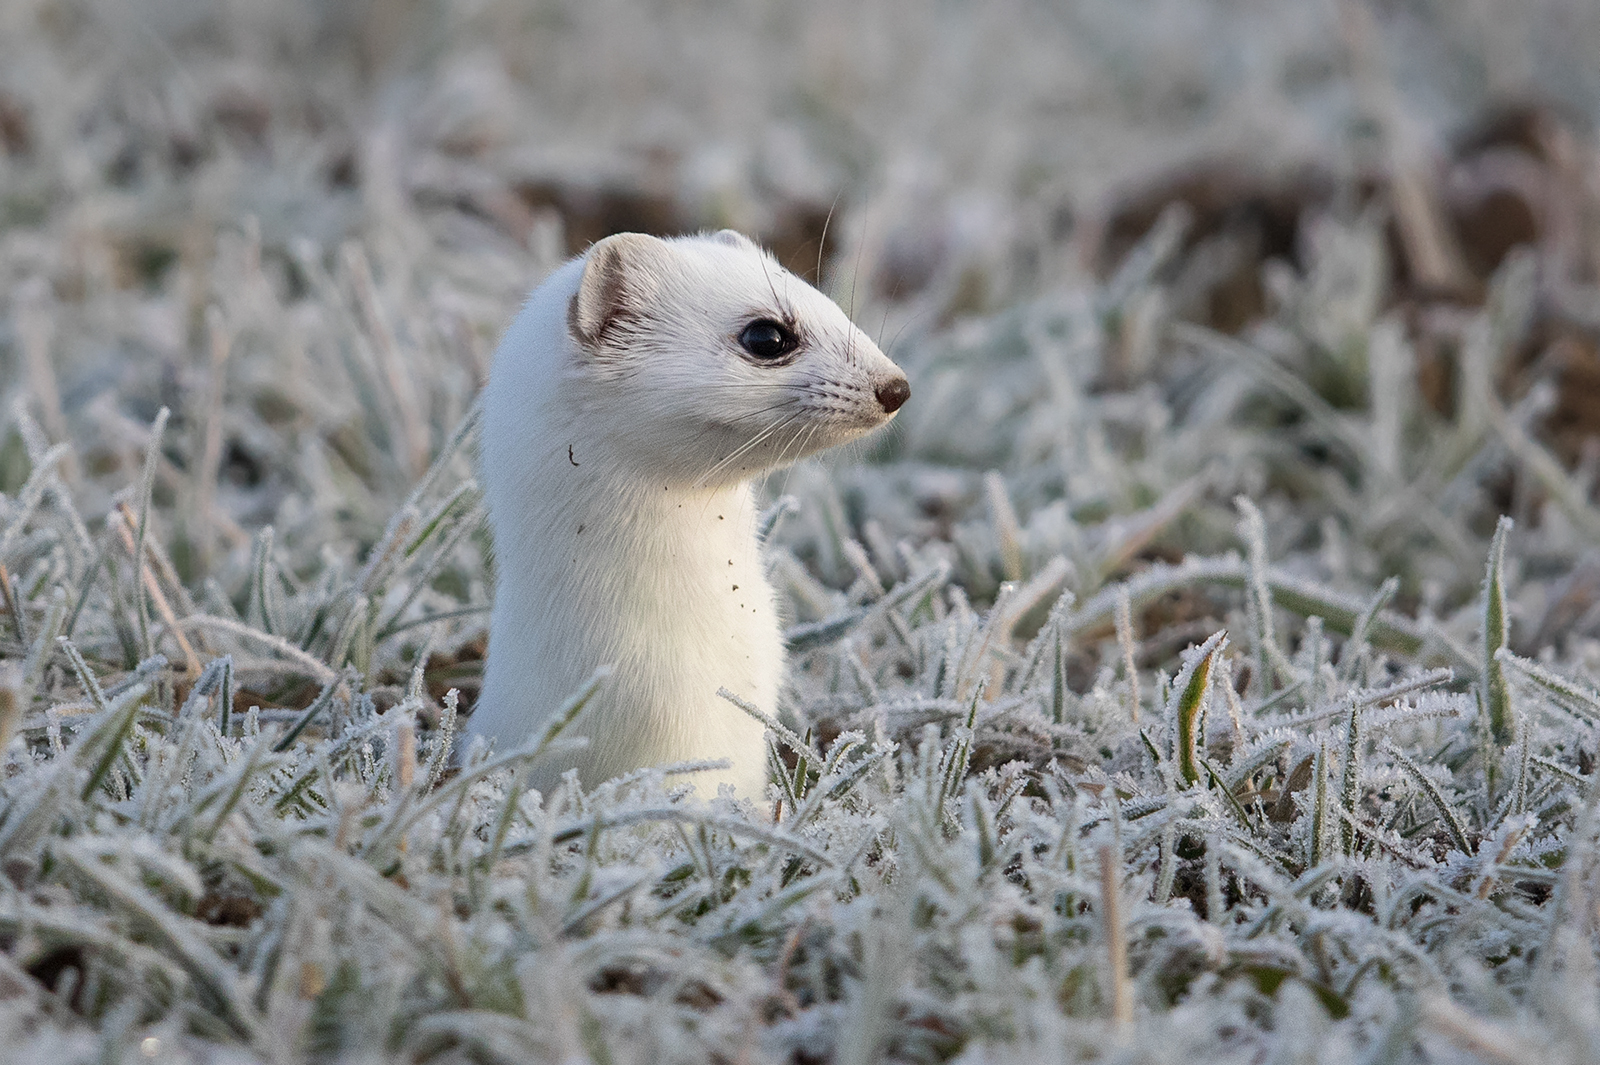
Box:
left=568, top=233, right=669, bottom=353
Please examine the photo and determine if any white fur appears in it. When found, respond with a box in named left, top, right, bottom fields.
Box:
left=472, top=230, right=907, bottom=802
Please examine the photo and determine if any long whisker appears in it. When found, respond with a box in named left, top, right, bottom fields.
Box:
left=771, top=420, right=808, bottom=472
left=883, top=305, right=932, bottom=361
left=779, top=420, right=822, bottom=474
left=726, top=397, right=802, bottom=423
left=761, top=410, right=824, bottom=496
left=793, top=422, right=822, bottom=466
left=687, top=382, right=814, bottom=394
left=756, top=248, right=786, bottom=318
left=767, top=430, right=807, bottom=499
left=772, top=421, right=823, bottom=499
left=695, top=411, right=804, bottom=488
left=849, top=200, right=869, bottom=320
left=875, top=272, right=907, bottom=351
left=816, top=191, right=842, bottom=287
left=682, top=397, right=799, bottom=455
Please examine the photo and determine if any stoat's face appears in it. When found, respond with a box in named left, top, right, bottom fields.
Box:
left=565, top=230, right=909, bottom=487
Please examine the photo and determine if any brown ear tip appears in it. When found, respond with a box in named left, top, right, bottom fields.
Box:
left=566, top=290, right=588, bottom=346
left=590, top=231, right=661, bottom=256
left=572, top=234, right=661, bottom=350
left=585, top=233, right=626, bottom=264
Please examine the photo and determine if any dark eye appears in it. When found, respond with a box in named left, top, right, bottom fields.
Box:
left=738, top=319, right=797, bottom=361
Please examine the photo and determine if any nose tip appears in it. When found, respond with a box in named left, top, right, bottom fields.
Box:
left=875, top=374, right=910, bottom=414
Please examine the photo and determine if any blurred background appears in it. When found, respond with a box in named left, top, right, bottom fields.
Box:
left=5, top=2, right=1599, bottom=276
left=2, top=0, right=1600, bottom=640
left=8, top=7, right=1600, bottom=1056
left=4, top=0, right=1599, bottom=393
left=6, top=0, right=1600, bottom=321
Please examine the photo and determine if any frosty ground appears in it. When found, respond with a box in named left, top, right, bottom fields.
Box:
left=2, top=1, right=1600, bottom=1062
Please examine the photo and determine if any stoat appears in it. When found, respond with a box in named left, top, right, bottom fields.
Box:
left=471, top=229, right=909, bottom=802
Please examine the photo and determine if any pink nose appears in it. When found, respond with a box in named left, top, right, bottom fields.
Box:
left=875, top=374, right=910, bottom=413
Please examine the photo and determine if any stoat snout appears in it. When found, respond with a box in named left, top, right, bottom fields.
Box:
left=874, top=372, right=911, bottom=414
left=474, top=229, right=908, bottom=804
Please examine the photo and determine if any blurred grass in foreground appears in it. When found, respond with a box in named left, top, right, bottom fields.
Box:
left=3, top=1, right=1600, bottom=1061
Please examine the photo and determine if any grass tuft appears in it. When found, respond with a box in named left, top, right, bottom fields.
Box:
left=4, top=2, right=1600, bottom=1060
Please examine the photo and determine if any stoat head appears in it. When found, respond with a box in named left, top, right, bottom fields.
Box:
left=563, top=230, right=909, bottom=487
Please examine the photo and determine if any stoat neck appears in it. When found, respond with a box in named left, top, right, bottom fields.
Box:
left=477, top=456, right=780, bottom=798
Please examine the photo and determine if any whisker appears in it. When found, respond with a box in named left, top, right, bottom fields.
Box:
left=849, top=200, right=869, bottom=320
left=875, top=272, right=907, bottom=352
left=783, top=421, right=822, bottom=472
left=681, top=400, right=794, bottom=456
left=772, top=421, right=824, bottom=499
left=688, top=382, right=813, bottom=394
left=727, top=398, right=802, bottom=423
left=695, top=411, right=804, bottom=488
left=816, top=191, right=842, bottom=288
left=772, top=421, right=807, bottom=472
left=697, top=428, right=781, bottom=489
left=884, top=305, right=933, bottom=361
left=797, top=422, right=823, bottom=464
left=756, top=248, right=787, bottom=320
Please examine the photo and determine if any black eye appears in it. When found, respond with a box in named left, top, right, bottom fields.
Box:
left=738, top=319, right=797, bottom=361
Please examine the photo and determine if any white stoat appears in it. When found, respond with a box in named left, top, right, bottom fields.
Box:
left=472, top=229, right=909, bottom=802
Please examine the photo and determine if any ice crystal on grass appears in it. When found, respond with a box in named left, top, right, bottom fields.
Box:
left=8, top=284, right=1599, bottom=1062
left=4, top=1, right=1600, bottom=1062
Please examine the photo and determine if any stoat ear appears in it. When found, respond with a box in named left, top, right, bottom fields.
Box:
left=709, top=228, right=757, bottom=251
left=568, top=233, right=668, bottom=352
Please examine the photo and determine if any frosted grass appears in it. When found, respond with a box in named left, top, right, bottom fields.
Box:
left=2, top=1, right=1600, bottom=1062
